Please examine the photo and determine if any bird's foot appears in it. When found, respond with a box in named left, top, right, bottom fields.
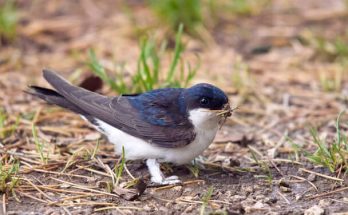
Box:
left=191, top=155, right=206, bottom=169
left=151, top=175, right=181, bottom=185
left=146, top=159, right=182, bottom=185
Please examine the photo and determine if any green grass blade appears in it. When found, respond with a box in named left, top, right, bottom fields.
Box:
left=200, top=186, right=213, bottom=215
left=166, top=23, right=184, bottom=84
left=336, top=110, right=345, bottom=148
left=0, top=0, right=17, bottom=42
left=310, top=128, right=331, bottom=158
left=115, top=146, right=126, bottom=186
left=87, top=49, right=120, bottom=92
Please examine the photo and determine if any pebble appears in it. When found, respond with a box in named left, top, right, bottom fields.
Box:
left=59, top=183, right=71, bottom=188
left=304, top=205, right=324, bottom=215
left=183, top=205, right=195, bottom=214
left=143, top=205, right=152, bottom=211
left=231, top=195, right=247, bottom=201
left=253, top=201, right=266, bottom=209
left=295, top=194, right=302, bottom=201
left=279, top=178, right=290, bottom=188
left=241, top=184, right=254, bottom=194
left=243, top=200, right=269, bottom=213
left=183, top=187, right=193, bottom=194
left=224, top=142, right=235, bottom=153
left=213, top=154, right=229, bottom=162
left=264, top=196, right=278, bottom=204
left=87, top=176, right=98, bottom=183
left=159, top=206, right=168, bottom=212
left=255, top=194, right=266, bottom=200
left=172, top=185, right=182, bottom=191
left=307, top=173, right=316, bottom=182
left=96, top=180, right=108, bottom=189
left=222, top=158, right=240, bottom=167
left=318, top=199, right=332, bottom=207
left=280, top=186, right=292, bottom=193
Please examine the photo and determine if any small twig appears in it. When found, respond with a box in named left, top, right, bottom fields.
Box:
left=62, top=147, right=86, bottom=172
left=23, top=125, right=86, bottom=136
left=50, top=177, right=120, bottom=198
left=51, top=194, right=105, bottom=205
left=299, top=168, right=344, bottom=182
left=269, top=159, right=284, bottom=177
left=183, top=180, right=205, bottom=186
left=152, top=183, right=182, bottom=191
left=17, top=157, right=43, bottom=165
left=95, top=157, right=116, bottom=183
left=248, top=145, right=263, bottom=158
left=2, top=194, right=6, bottom=215
left=307, top=186, right=348, bottom=199
left=76, top=165, right=111, bottom=178
left=20, top=161, right=65, bottom=171
left=18, top=191, right=50, bottom=204
left=277, top=190, right=290, bottom=204
left=124, top=164, right=135, bottom=180
left=268, top=130, right=288, bottom=158
left=21, top=168, right=93, bottom=180
left=32, top=185, right=92, bottom=195
left=0, top=149, right=32, bottom=159
left=67, top=164, right=94, bottom=174
left=11, top=190, right=21, bottom=203
left=94, top=206, right=142, bottom=212
left=153, top=180, right=205, bottom=191
left=247, top=158, right=303, bottom=165
left=290, top=175, right=318, bottom=191
left=22, top=177, right=54, bottom=202
left=62, top=207, right=72, bottom=215
left=57, top=201, right=117, bottom=207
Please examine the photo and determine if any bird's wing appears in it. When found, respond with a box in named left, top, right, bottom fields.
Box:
left=42, top=69, right=195, bottom=148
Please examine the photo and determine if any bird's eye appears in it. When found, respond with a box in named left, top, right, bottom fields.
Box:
left=200, top=97, right=209, bottom=105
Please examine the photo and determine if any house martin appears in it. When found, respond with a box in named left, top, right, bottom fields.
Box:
left=28, top=69, right=232, bottom=185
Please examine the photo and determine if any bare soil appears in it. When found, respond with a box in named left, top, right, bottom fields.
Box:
left=1, top=0, right=348, bottom=214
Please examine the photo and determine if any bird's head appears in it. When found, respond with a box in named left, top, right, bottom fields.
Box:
left=181, top=83, right=232, bottom=127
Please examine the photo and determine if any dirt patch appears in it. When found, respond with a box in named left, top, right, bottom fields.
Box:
left=1, top=0, right=348, bottom=214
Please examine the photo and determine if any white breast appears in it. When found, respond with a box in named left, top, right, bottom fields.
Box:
left=90, top=108, right=219, bottom=165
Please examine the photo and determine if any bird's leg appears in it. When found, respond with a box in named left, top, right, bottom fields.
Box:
left=146, top=159, right=181, bottom=185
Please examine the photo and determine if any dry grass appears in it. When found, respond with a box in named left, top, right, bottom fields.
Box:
left=0, top=0, right=348, bottom=214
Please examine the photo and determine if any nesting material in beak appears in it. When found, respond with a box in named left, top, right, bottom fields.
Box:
left=216, top=103, right=233, bottom=118
left=215, top=103, right=234, bottom=127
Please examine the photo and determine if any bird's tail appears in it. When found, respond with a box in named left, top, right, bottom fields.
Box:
left=26, top=86, right=87, bottom=115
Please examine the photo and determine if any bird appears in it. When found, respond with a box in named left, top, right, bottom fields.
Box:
left=27, top=69, right=232, bottom=185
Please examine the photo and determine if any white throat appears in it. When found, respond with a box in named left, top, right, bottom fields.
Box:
left=188, top=108, right=220, bottom=130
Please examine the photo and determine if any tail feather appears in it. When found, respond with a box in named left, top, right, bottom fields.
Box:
left=26, top=86, right=88, bottom=115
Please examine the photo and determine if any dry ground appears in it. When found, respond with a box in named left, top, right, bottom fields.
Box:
left=0, top=0, right=348, bottom=214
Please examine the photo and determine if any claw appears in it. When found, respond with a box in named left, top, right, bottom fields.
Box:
left=150, top=175, right=181, bottom=185
left=160, top=175, right=181, bottom=185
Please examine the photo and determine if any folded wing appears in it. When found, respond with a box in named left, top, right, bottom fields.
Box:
left=38, top=69, right=195, bottom=148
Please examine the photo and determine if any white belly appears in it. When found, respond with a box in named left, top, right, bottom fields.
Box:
left=89, top=109, right=219, bottom=164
